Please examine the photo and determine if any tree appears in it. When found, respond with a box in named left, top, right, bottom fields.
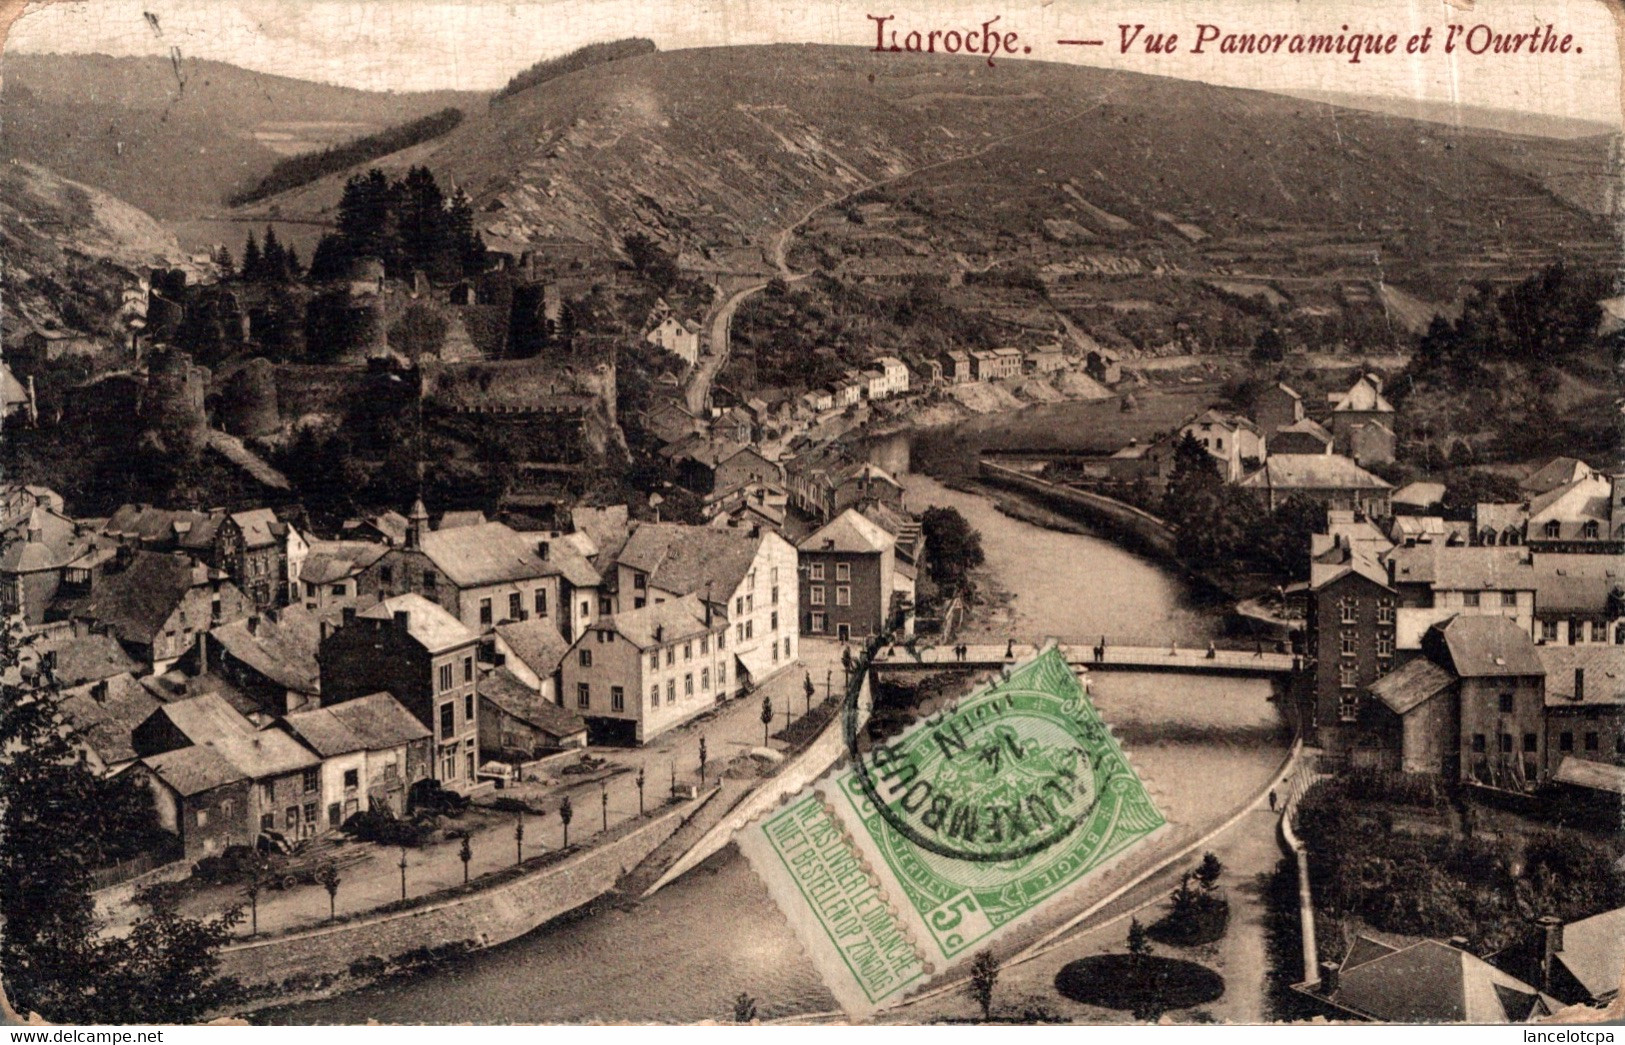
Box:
left=458, top=832, right=472, bottom=884
left=1194, top=852, right=1224, bottom=893
left=623, top=232, right=679, bottom=290
left=761, top=695, right=774, bottom=745
left=212, top=244, right=235, bottom=279
left=1251, top=326, right=1286, bottom=363
left=967, top=948, right=1000, bottom=1020
left=261, top=225, right=288, bottom=284
left=241, top=231, right=262, bottom=283
left=733, top=992, right=758, bottom=1023
left=1127, top=917, right=1152, bottom=964
left=1248, top=494, right=1323, bottom=578
left=804, top=671, right=815, bottom=714
left=558, top=796, right=573, bottom=847
left=920, top=506, right=985, bottom=592
left=389, top=302, right=450, bottom=361
left=317, top=861, right=341, bottom=921
left=243, top=857, right=267, bottom=936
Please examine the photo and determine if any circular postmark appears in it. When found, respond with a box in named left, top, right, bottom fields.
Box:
left=843, top=656, right=1102, bottom=864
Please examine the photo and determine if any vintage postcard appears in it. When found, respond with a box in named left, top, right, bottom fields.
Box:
left=0, top=0, right=1620, bottom=1029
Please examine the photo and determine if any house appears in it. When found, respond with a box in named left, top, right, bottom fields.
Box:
left=1521, top=456, right=1596, bottom=499
left=492, top=616, right=572, bottom=694
left=1025, top=344, right=1067, bottom=374
left=1538, top=645, right=1625, bottom=788
left=1083, top=347, right=1121, bottom=385
left=831, top=381, right=863, bottom=409
left=1526, top=474, right=1616, bottom=553
left=644, top=315, right=702, bottom=366
left=199, top=605, right=322, bottom=714
left=1253, top=382, right=1304, bottom=438
left=363, top=502, right=601, bottom=642
left=557, top=593, right=731, bottom=745
left=102, top=504, right=223, bottom=556
left=56, top=550, right=255, bottom=672
left=478, top=667, right=587, bottom=759
left=1179, top=410, right=1266, bottom=482
left=1476, top=502, right=1528, bottom=547
left=1300, top=936, right=1561, bottom=1023
left=1491, top=907, right=1625, bottom=1006
left=797, top=509, right=898, bottom=642
left=1388, top=516, right=1469, bottom=548
left=33, top=629, right=139, bottom=687
left=132, top=692, right=325, bottom=843
left=939, top=350, right=973, bottom=384
left=123, top=746, right=250, bottom=861
left=283, top=527, right=310, bottom=605
left=800, top=388, right=835, bottom=414
left=970, top=347, right=1023, bottom=381
left=1529, top=558, right=1621, bottom=646
left=0, top=508, right=115, bottom=625
left=1346, top=420, right=1396, bottom=467
left=438, top=510, right=487, bottom=530
left=860, top=369, right=891, bottom=401
left=703, top=480, right=789, bottom=532
left=872, top=356, right=911, bottom=396
left=1434, top=616, right=1549, bottom=792
left=343, top=510, right=409, bottom=547
left=59, top=673, right=163, bottom=776
left=1329, top=374, right=1396, bottom=456
left=1267, top=418, right=1334, bottom=456
left=298, top=539, right=388, bottom=612
left=609, top=522, right=799, bottom=687
left=279, top=692, right=433, bottom=824
left=1384, top=544, right=1535, bottom=653
left=1238, top=454, right=1392, bottom=515
left=644, top=399, right=704, bottom=446
left=1301, top=550, right=1397, bottom=760
left=1103, top=440, right=1166, bottom=483
left=318, top=594, right=482, bottom=793
left=213, top=508, right=289, bottom=610
left=0, top=361, right=34, bottom=424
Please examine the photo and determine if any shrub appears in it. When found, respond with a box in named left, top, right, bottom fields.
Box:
left=1054, top=955, right=1225, bottom=1013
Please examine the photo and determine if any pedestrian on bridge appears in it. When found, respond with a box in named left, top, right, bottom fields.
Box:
left=1268, top=789, right=1278, bottom=813
left=1206, top=641, right=1217, bottom=659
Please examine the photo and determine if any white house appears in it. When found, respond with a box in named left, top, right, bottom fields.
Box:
left=645, top=316, right=702, bottom=366
left=872, top=356, right=911, bottom=397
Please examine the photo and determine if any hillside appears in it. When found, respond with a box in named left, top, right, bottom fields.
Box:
left=222, top=44, right=1617, bottom=293
left=0, top=53, right=483, bottom=222
left=0, top=159, right=191, bottom=339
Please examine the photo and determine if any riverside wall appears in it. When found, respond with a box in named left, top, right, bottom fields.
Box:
left=977, top=460, right=1178, bottom=560
left=218, top=798, right=702, bottom=991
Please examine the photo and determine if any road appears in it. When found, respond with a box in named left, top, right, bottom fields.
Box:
left=686, top=280, right=767, bottom=415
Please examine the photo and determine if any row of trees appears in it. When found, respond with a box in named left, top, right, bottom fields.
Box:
left=228, top=108, right=465, bottom=207
left=1159, top=432, right=1320, bottom=580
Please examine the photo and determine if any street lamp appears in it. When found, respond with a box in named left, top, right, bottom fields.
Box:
left=600, top=784, right=609, bottom=832
left=699, top=736, right=708, bottom=782
left=514, top=811, right=524, bottom=865
left=398, top=846, right=408, bottom=901
left=636, top=767, right=646, bottom=814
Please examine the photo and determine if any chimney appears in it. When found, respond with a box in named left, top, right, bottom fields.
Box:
left=654, top=624, right=663, bottom=643
left=210, top=594, right=222, bottom=623
left=1573, top=668, right=1585, bottom=703
left=1538, top=915, right=1564, bottom=992
left=247, top=615, right=260, bottom=636
left=1318, top=961, right=1339, bottom=996
left=92, top=679, right=109, bottom=701
left=394, top=610, right=411, bottom=631
left=195, top=630, right=208, bottom=668
left=537, top=540, right=550, bottom=560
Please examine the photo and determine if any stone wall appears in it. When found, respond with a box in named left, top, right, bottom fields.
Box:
left=978, top=461, right=1178, bottom=560
left=217, top=798, right=699, bottom=990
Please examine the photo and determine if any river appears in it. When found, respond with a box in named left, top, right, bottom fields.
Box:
left=264, top=432, right=1284, bottom=1025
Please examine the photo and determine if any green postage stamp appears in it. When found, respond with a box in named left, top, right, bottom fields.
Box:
left=736, top=645, right=1166, bottom=1015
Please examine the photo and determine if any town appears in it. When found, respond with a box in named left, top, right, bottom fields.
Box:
left=0, top=31, right=1620, bottom=1030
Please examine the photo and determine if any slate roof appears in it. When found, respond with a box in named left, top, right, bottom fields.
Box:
left=1238, top=454, right=1392, bottom=492
left=595, top=594, right=716, bottom=650
left=478, top=668, right=586, bottom=739
left=615, top=523, right=761, bottom=600
left=146, top=692, right=318, bottom=778
left=40, top=631, right=139, bottom=686
left=1552, top=757, right=1625, bottom=796
left=1537, top=645, right=1625, bottom=706
left=417, top=521, right=560, bottom=588
left=1475, top=502, right=1528, bottom=535
left=438, top=510, right=487, bottom=530
left=283, top=691, right=429, bottom=756
left=1187, top=408, right=1260, bottom=434
left=103, top=504, right=222, bottom=550
left=230, top=508, right=284, bottom=549
left=1368, top=658, right=1456, bottom=715
left=209, top=606, right=321, bottom=694
left=494, top=617, right=572, bottom=678
left=518, top=531, right=601, bottom=588
left=60, top=673, right=162, bottom=766
left=1552, top=906, right=1625, bottom=1000
left=1330, top=937, right=1558, bottom=1023
left=60, top=550, right=224, bottom=646
left=1272, top=417, right=1333, bottom=444
left=141, top=744, right=246, bottom=797
left=1386, top=545, right=1532, bottom=590
left=570, top=505, right=630, bottom=560
left=799, top=509, right=894, bottom=555
left=1528, top=476, right=1611, bottom=527
left=1529, top=567, right=1614, bottom=616
left=1521, top=456, right=1596, bottom=497
left=1437, top=616, right=1545, bottom=678
left=358, top=594, right=477, bottom=654
left=300, top=540, right=388, bottom=585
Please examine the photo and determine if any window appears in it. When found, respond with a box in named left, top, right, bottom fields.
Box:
left=746, top=620, right=754, bottom=639
left=717, top=630, right=725, bottom=650
left=784, top=637, right=791, bottom=658
left=736, top=597, right=744, bottom=616
left=1582, top=520, right=1599, bottom=540
left=464, top=656, right=474, bottom=682
left=343, top=768, right=359, bottom=789
left=685, top=674, right=694, bottom=696
left=1591, top=621, right=1607, bottom=642
left=1376, top=635, right=1393, bottom=659
left=480, top=598, right=493, bottom=626
left=535, top=588, right=548, bottom=616
left=581, top=601, right=589, bottom=619
left=380, top=565, right=393, bottom=586
left=1340, top=631, right=1357, bottom=656
left=650, top=685, right=660, bottom=708
left=439, top=664, right=453, bottom=692
left=611, top=686, right=625, bottom=712
left=634, top=573, right=647, bottom=591
left=285, top=807, right=299, bottom=829
left=810, top=562, right=825, bottom=581
left=748, top=570, right=756, bottom=590
left=302, top=768, right=319, bottom=793
left=1339, top=665, right=1356, bottom=688
left=303, top=802, right=318, bottom=824
left=700, top=636, right=708, bottom=654
left=599, top=596, right=612, bottom=615
left=1500, top=733, right=1513, bottom=754
left=196, top=808, right=208, bottom=827
left=1472, top=733, right=1486, bottom=753
left=440, top=702, right=455, bottom=739
left=811, top=586, right=826, bottom=606
left=1463, top=591, right=1480, bottom=608
left=1523, top=733, right=1537, bottom=752
left=836, top=563, right=851, bottom=582
left=579, top=649, right=593, bottom=668
left=771, top=611, right=779, bottom=632
left=684, top=642, right=692, bottom=661
left=1501, top=591, right=1518, bottom=607
left=1545, top=520, right=1561, bottom=539
left=1339, top=598, right=1356, bottom=624
left=702, top=668, right=710, bottom=691
left=771, top=566, right=779, bottom=585
left=665, top=647, right=674, bottom=667
left=577, top=683, right=591, bottom=709
left=737, top=623, right=745, bottom=642
left=465, top=693, right=474, bottom=722
left=719, top=662, right=727, bottom=684
left=1542, top=620, right=1559, bottom=642
left=262, top=812, right=276, bottom=832
left=811, top=612, right=826, bottom=633
left=649, top=651, right=660, bottom=671
left=771, top=586, right=779, bottom=606
left=331, top=584, right=346, bottom=597
left=441, top=751, right=457, bottom=779
left=328, top=803, right=342, bottom=828
left=1559, top=731, right=1574, bottom=752
left=836, top=586, right=851, bottom=607
left=1376, top=599, right=1394, bottom=624
left=1337, top=691, right=1358, bottom=722
left=746, top=594, right=754, bottom=613
left=1498, top=693, right=1514, bottom=713
left=1585, top=732, right=1599, bottom=751
left=307, top=582, right=318, bottom=598
left=509, top=593, right=522, bottom=620
left=666, top=680, right=675, bottom=705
